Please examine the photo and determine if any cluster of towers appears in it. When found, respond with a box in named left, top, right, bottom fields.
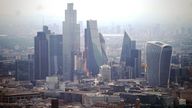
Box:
left=34, top=3, right=173, bottom=87
left=34, top=3, right=107, bottom=81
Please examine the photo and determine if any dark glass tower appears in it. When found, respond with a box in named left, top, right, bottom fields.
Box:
left=48, top=34, right=63, bottom=76
left=120, top=32, right=141, bottom=79
left=130, top=49, right=141, bottom=78
left=120, top=32, right=132, bottom=63
left=34, top=31, right=49, bottom=80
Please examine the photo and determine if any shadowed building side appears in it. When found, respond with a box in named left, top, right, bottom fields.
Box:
left=120, top=32, right=132, bottom=63
left=48, top=34, right=63, bottom=76
left=34, top=32, right=49, bottom=80
left=119, top=32, right=140, bottom=79
left=99, top=33, right=108, bottom=64
left=160, top=46, right=172, bottom=86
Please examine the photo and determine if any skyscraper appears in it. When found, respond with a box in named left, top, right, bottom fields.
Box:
left=146, top=41, right=172, bottom=87
left=34, top=31, right=49, bottom=80
left=48, top=34, right=63, bottom=76
left=120, top=32, right=132, bottom=63
left=84, top=20, right=106, bottom=76
left=120, top=32, right=141, bottom=79
left=63, top=3, right=80, bottom=81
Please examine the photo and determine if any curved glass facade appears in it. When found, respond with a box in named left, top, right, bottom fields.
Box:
left=85, top=20, right=106, bottom=76
left=146, top=41, right=172, bottom=87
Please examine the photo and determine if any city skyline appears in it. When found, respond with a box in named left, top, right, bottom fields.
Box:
left=0, top=1, right=192, bottom=107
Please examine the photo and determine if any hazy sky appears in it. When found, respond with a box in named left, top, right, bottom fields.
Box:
left=0, top=0, right=192, bottom=24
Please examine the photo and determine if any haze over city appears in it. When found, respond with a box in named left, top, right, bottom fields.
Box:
left=0, top=0, right=192, bottom=108
left=0, top=0, right=192, bottom=36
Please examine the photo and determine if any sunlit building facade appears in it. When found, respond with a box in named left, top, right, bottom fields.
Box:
left=63, top=3, right=80, bottom=81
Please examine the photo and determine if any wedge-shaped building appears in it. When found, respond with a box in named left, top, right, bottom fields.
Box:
left=84, top=20, right=107, bottom=76
left=119, top=32, right=141, bottom=79
left=120, top=32, right=132, bottom=63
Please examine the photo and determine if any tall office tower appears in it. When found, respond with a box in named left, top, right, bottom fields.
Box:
left=84, top=20, right=105, bottom=76
left=120, top=32, right=136, bottom=63
left=49, top=34, right=63, bottom=76
left=99, top=33, right=108, bottom=64
left=120, top=32, right=140, bottom=79
left=146, top=41, right=172, bottom=87
left=63, top=3, right=80, bottom=81
left=34, top=31, right=49, bottom=80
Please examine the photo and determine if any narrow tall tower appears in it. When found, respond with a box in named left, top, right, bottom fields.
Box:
left=63, top=3, right=80, bottom=81
left=34, top=30, right=49, bottom=80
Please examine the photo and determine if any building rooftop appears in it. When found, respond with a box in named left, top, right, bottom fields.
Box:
left=147, top=41, right=171, bottom=48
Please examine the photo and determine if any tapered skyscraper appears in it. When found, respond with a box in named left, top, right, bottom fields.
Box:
left=146, top=41, right=172, bottom=87
left=84, top=20, right=106, bottom=76
left=120, top=32, right=136, bottom=63
left=63, top=3, right=80, bottom=81
left=119, top=32, right=141, bottom=79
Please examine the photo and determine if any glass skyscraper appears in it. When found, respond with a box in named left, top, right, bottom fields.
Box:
left=120, top=32, right=132, bottom=63
left=34, top=31, right=49, bottom=80
left=146, top=41, right=172, bottom=87
left=120, top=32, right=141, bottom=79
left=48, top=34, right=63, bottom=76
left=84, top=20, right=106, bottom=76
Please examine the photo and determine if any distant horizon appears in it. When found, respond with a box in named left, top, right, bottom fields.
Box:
left=1, top=0, right=192, bottom=24
left=1, top=0, right=192, bottom=37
